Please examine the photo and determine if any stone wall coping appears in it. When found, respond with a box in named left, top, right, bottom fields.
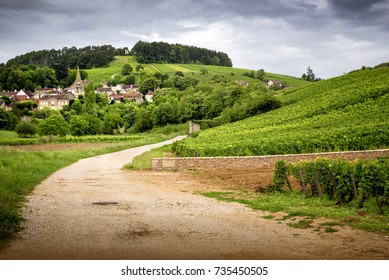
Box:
left=152, top=148, right=389, bottom=161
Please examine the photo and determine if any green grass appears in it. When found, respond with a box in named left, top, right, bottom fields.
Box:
left=124, top=144, right=173, bottom=170
left=198, top=190, right=389, bottom=234
left=287, top=218, right=314, bottom=229
left=85, top=56, right=309, bottom=88
left=0, top=132, right=178, bottom=246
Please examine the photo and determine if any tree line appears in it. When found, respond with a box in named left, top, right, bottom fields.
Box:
left=131, top=41, right=233, bottom=67
left=1, top=70, right=281, bottom=137
left=1, top=45, right=124, bottom=87
left=0, top=64, right=89, bottom=91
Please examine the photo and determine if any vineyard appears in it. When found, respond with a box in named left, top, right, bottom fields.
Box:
left=173, top=67, right=389, bottom=156
left=0, top=133, right=145, bottom=146
left=273, top=157, right=389, bottom=215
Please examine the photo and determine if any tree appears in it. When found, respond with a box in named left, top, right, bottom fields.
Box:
left=154, top=102, right=178, bottom=126
left=255, top=69, right=265, bottom=81
left=15, top=119, right=36, bottom=137
left=122, top=103, right=138, bottom=129
left=140, top=77, right=159, bottom=94
left=37, top=113, right=69, bottom=136
left=0, top=108, right=18, bottom=130
left=69, top=115, right=89, bottom=136
left=121, top=64, right=133, bottom=75
left=123, top=74, right=136, bottom=85
left=103, top=111, right=124, bottom=134
left=83, top=82, right=97, bottom=116
left=134, top=108, right=153, bottom=132
left=302, top=66, right=316, bottom=81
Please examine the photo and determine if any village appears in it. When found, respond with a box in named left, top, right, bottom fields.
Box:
left=0, top=67, right=154, bottom=112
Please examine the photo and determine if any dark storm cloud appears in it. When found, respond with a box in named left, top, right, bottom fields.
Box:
left=0, top=0, right=388, bottom=77
left=327, top=0, right=389, bottom=23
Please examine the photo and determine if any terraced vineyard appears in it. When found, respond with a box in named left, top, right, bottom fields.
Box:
left=173, top=67, right=389, bottom=156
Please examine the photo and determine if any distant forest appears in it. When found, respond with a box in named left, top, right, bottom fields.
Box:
left=4, top=45, right=125, bottom=81
left=131, top=41, right=232, bottom=67
left=0, top=42, right=233, bottom=91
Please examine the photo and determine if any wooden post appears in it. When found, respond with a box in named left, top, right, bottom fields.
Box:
left=299, top=169, right=308, bottom=197
left=350, top=172, right=358, bottom=199
left=330, top=171, right=339, bottom=204
left=314, top=170, right=323, bottom=197
left=284, top=170, right=293, bottom=192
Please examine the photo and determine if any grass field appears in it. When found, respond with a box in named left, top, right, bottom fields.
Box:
left=85, top=55, right=310, bottom=88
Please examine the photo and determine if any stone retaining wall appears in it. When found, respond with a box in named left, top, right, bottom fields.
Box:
left=152, top=149, right=389, bottom=171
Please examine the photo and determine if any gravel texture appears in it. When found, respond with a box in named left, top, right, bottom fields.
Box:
left=1, top=136, right=388, bottom=260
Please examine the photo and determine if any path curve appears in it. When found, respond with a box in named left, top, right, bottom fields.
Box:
left=1, top=136, right=388, bottom=260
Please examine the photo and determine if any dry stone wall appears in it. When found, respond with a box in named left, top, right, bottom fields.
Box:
left=152, top=149, right=389, bottom=171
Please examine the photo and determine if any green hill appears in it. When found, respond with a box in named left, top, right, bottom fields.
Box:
left=85, top=55, right=309, bottom=88
left=173, top=67, right=389, bottom=156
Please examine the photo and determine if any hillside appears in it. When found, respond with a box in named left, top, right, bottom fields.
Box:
left=173, top=67, right=389, bottom=156
left=86, top=55, right=309, bottom=88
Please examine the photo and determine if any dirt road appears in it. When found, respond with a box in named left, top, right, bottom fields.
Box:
left=1, top=136, right=388, bottom=260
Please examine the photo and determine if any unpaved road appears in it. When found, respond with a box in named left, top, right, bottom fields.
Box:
left=1, top=136, right=388, bottom=260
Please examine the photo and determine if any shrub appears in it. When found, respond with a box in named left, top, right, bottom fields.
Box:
left=37, top=113, right=69, bottom=136
left=15, top=121, right=36, bottom=137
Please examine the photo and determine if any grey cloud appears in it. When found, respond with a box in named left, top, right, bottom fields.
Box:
left=0, top=0, right=388, bottom=78
left=327, top=0, right=389, bottom=23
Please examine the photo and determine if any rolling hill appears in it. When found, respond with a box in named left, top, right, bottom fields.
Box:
left=85, top=55, right=310, bottom=88
left=173, top=66, right=389, bottom=156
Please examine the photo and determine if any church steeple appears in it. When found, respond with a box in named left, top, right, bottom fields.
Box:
left=68, top=66, right=88, bottom=96
left=75, top=66, right=82, bottom=84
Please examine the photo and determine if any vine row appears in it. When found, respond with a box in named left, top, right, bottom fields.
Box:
left=273, top=157, right=389, bottom=214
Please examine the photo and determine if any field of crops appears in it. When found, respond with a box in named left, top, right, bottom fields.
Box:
left=173, top=67, right=389, bottom=157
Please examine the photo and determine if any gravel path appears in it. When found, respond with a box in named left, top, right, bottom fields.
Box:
left=1, top=136, right=388, bottom=260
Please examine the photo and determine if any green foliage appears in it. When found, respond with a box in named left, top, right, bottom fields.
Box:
left=140, top=77, right=159, bottom=94
left=154, top=101, right=178, bottom=126
left=131, top=40, right=232, bottom=66
left=37, top=113, right=69, bottom=136
left=69, top=115, right=89, bottom=136
left=273, top=160, right=290, bottom=191
left=134, top=108, right=153, bottom=132
left=121, top=64, right=133, bottom=75
left=103, top=111, right=124, bottom=134
left=15, top=120, right=36, bottom=137
left=173, top=67, right=389, bottom=157
left=0, top=108, right=19, bottom=130
left=274, top=157, right=389, bottom=214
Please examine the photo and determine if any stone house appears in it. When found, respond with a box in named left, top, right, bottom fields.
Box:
left=38, top=92, right=74, bottom=110
left=145, top=90, right=155, bottom=102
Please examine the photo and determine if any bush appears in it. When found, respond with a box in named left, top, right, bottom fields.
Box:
left=37, top=113, right=69, bottom=136
left=15, top=121, right=36, bottom=137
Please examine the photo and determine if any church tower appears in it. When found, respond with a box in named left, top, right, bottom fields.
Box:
left=68, top=66, right=89, bottom=96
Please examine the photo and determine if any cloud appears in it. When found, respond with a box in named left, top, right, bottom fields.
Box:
left=0, top=0, right=388, bottom=78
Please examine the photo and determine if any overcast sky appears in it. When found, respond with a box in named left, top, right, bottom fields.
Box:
left=0, top=0, right=388, bottom=78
